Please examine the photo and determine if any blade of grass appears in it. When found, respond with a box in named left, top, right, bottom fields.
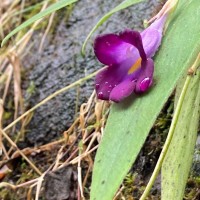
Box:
left=0, top=99, right=3, bottom=155
left=0, top=128, right=42, bottom=175
left=161, top=54, right=200, bottom=200
left=3, top=69, right=101, bottom=132
left=1, top=0, right=78, bottom=46
left=12, top=0, right=50, bottom=17
left=8, top=53, right=24, bottom=131
left=39, top=11, right=55, bottom=52
left=81, top=0, right=144, bottom=55
left=140, top=53, right=200, bottom=200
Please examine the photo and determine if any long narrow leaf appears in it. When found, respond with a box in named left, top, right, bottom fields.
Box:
left=1, top=0, right=78, bottom=46
left=162, top=66, right=200, bottom=200
left=90, top=1, right=200, bottom=199
left=81, top=0, right=144, bottom=55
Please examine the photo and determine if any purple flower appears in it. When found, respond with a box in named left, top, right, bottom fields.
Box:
left=94, top=15, right=167, bottom=102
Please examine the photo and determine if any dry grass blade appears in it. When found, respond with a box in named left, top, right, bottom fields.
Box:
left=0, top=84, right=109, bottom=198
left=0, top=178, right=38, bottom=190
left=7, top=111, right=33, bottom=156
left=85, top=132, right=98, bottom=152
left=0, top=177, right=38, bottom=189
left=0, top=99, right=3, bottom=155
left=0, top=129, right=42, bottom=175
left=0, top=182, right=16, bottom=189
left=8, top=1, right=49, bottom=55
left=8, top=53, right=24, bottom=132
left=2, top=64, right=13, bottom=102
left=69, top=145, right=99, bottom=165
left=1, top=143, right=9, bottom=159
left=11, top=138, right=65, bottom=159
left=1, top=0, right=13, bottom=9
left=3, top=69, right=102, bottom=133
left=35, top=173, right=46, bottom=200
left=113, top=186, right=125, bottom=200
left=82, top=155, right=93, bottom=188
left=0, top=1, right=52, bottom=144
left=52, top=145, right=65, bottom=170
left=78, top=151, right=84, bottom=199
left=0, top=0, right=24, bottom=40
left=39, top=11, right=56, bottom=52
left=19, top=0, right=25, bottom=20
left=80, top=90, right=96, bottom=139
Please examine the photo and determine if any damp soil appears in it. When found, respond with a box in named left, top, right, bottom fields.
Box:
left=21, top=0, right=163, bottom=147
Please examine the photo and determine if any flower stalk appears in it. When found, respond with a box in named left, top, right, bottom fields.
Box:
left=140, top=53, right=200, bottom=200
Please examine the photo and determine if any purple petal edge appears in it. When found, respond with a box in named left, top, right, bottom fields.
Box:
left=135, top=58, right=154, bottom=93
left=141, top=15, right=167, bottom=57
left=119, top=30, right=147, bottom=61
left=94, top=34, right=132, bottom=66
left=109, top=79, right=136, bottom=103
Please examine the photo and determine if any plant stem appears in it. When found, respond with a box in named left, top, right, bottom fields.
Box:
left=3, top=69, right=100, bottom=132
left=0, top=129, right=42, bottom=175
left=140, top=53, right=200, bottom=200
left=1, top=69, right=101, bottom=176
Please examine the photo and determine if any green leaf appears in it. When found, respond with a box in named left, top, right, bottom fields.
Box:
left=174, top=75, right=186, bottom=108
left=81, top=0, right=144, bottom=55
left=1, top=0, right=78, bottom=47
left=162, top=68, right=200, bottom=200
left=90, top=1, right=200, bottom=200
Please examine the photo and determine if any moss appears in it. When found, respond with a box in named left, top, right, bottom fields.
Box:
left=184, top=177, right=200, bottom=199
left=3, top=111, right=12, bottom=120
left=26, top=81, right=36, bottom=96
left=0, top=188, right=17, bottom=200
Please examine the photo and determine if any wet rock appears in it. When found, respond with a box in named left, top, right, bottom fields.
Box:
left=22, top=0, right=162, bottom=146
left=44, top=166, right=77, bottom=200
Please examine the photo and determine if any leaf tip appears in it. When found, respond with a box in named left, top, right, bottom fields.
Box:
left=81, top=43, right=86, bottom=56
left=1, top=39, right=6, bottom=47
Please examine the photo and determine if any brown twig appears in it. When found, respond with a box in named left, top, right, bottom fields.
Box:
left=0, top=129, right=42, bottom=175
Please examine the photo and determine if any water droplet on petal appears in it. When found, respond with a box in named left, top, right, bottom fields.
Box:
left=106, top=42, right=111, bottom=46
left=109, top=85, right=112, bottom=88
left=107, top=90, right=111, bottom=93
left=130, top=46, right=134, bottom=51
left=126, top=46, right=134, bottom=56
left=139, top=77, right=151, bottom=92
left=96, top=84, right=100, bottom=89
left=105, top=82, right=108, bottom=85
left=98, top=92, right=104, bottom=99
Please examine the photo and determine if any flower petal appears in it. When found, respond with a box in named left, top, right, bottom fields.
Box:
left=94, top=34, right=133, bottom=66
left=135, top=58, right=154, bottom=93
left=119, top=30, right=147, bottom=61
left=95, top=57, right=138, bottom=100
left=110, top=79, right=136, bottom=102
left=94, top=15, right=166, bottom=102
left=148, top=14, right=167, bottom=32
left=141, top=15, right=166, bottom=57
left=95, top=66, right=124, bottom=100
left=141, top=29, right=162, bottom=57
